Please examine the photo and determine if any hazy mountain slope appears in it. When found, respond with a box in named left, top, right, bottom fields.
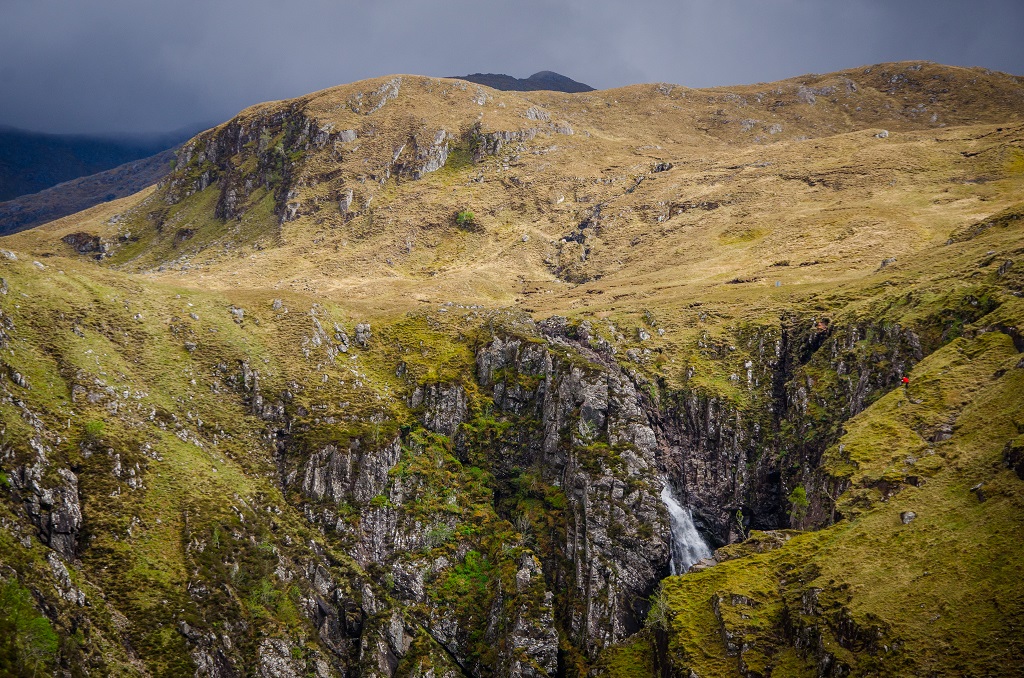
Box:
left=0, top=61, right=1022, bottom=677
left=0, top=148, right=177, bottom=235
left=0, top=127, right=185, bottom=201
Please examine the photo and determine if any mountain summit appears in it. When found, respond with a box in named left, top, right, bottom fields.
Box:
left=450, top=69, right=595, bottom=92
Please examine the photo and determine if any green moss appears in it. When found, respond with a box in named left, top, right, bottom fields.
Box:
left=597, top=634, right=657, bottom=677
left=83, top=419, right=104, bottom=441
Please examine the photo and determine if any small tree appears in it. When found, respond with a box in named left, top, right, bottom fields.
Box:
left=734, top=508, right=747, bottom=540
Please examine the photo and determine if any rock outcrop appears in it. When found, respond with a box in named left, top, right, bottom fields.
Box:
left=17, top=466, right=83, bottom=560
left=475, top=325, right=670, bottom=654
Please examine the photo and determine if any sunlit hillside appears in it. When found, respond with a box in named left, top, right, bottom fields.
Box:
left=0, top=61, right=1022, bottom=676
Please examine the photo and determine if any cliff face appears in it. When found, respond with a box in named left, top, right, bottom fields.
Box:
left=659, top=317, right=928, bottom=540
left=475, top=327, right=670, bottom=654
left=462, top=311, right=937, bottom=657
left=626, top=316, right=1024, bottom=678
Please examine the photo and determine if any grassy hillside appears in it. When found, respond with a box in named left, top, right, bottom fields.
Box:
left=0, top=61, right=1022, bottom=676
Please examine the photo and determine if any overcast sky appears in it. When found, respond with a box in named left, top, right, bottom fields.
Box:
left=1, top=0, right=1022, bottom=136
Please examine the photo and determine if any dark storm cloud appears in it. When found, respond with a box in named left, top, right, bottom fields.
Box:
left=0, top=0, right=1021, bottom=135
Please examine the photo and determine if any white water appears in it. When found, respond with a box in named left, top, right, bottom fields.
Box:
left=660, top=485, right=712, bottom=575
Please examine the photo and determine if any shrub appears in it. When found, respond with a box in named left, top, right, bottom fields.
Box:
left=246, top=578, right=279, bottom=614
left=788, top=485, right=809, bottom=507
left=83, top=420, right=105, bottom=441
left=426, top=523, right=455, bottom=547
left=455, top=210, right=480, bottom=231
left=788, top=485, right=810, bottom=522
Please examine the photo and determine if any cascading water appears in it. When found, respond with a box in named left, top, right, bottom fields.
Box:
left=660, top=484, right=713, bottom=575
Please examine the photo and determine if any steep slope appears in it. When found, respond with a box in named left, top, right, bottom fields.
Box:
left=604, top=297, right=1024, bottom=677
left=0, top=61, right=1022, bottom=677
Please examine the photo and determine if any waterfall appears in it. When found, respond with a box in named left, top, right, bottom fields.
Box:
left=660, top=484, right=712, bottom=575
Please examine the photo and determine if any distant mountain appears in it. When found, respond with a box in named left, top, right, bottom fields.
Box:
left=0, top=124, right=202, bottom=202
left=0, top=147, right=176, bottom=235
left=450, top=70, right=594, bottom=92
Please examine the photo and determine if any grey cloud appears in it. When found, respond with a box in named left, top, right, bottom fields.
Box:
left=0, top=0, right=1021, bottom=135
